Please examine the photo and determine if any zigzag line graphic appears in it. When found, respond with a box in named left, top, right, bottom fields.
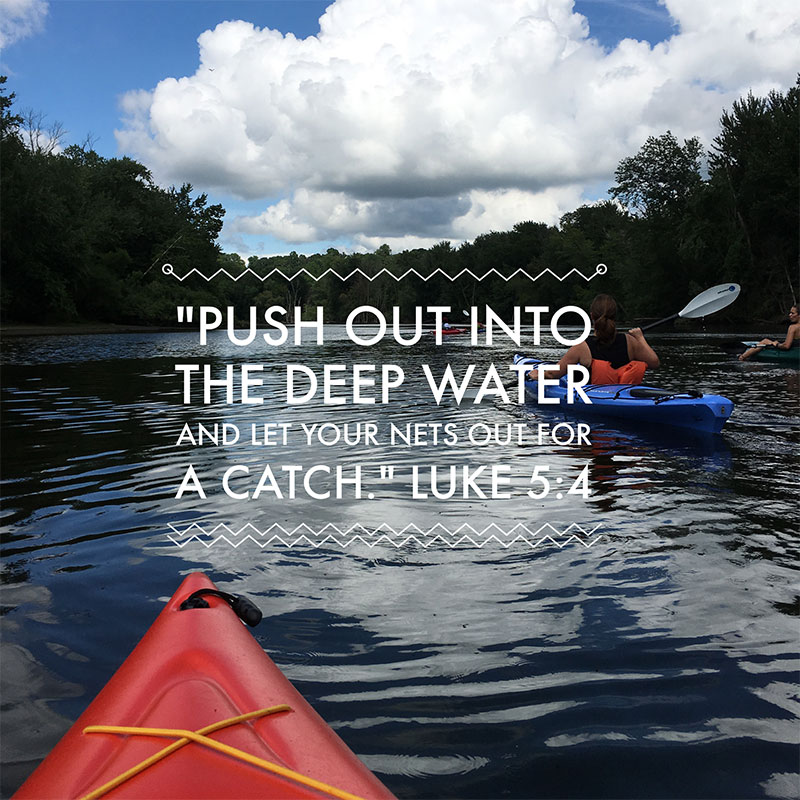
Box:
left=166, top=521, right=606, bottom=550
left=162, top=263, right=607, bottom=284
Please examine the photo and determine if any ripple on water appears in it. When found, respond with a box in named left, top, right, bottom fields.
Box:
left=1, top=330, right=798, bottom=799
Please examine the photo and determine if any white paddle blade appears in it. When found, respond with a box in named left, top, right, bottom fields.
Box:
left=679, top=283, right=740, bottom=319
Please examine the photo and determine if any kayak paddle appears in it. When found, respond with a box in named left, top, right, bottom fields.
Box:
left=640, top=283, right=740, bottom=332
left=462, top=283, right=739, bottom=337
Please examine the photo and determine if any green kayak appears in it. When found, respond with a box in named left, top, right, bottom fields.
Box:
left=742, top=342, right=800, bottom=366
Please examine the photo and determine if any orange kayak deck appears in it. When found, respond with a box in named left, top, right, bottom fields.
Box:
left=15, top=573, right=395, bottom=800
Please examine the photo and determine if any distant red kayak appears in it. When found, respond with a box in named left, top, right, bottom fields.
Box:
left=434, top=327, right=468, bottom=335
left=15, top=574, right=395, bottom=800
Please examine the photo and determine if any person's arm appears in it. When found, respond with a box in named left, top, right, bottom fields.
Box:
left=527, top=343, right=590, bottom=380
left=775, top=323, right=800, bottom=349
left=627, top=328, right=659, bottom=368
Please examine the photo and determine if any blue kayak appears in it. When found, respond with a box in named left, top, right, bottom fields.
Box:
left=513, top=354, right=734, bottom=434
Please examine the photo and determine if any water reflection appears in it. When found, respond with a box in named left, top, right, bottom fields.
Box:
left=1, top=330, right=799, bottom=799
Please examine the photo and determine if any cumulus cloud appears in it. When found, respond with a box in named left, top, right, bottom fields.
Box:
left=0, top=0, right=47, bottom=47
left=116, top=0, right=800, bottom=248
left=233, top=184, right=583, bottom=249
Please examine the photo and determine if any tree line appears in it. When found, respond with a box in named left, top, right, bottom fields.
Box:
left=1, top=75, right=797, bottom=327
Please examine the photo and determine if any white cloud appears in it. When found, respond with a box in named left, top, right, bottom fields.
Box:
left=116, top=0, right=800, bottom=248
left=0, top=0, right=47, bottom=48
left=232, top=189, right=470, bottom=242
left=232, top=184, right=584, bottom=247
left=449, top=186, right=586, bottom=237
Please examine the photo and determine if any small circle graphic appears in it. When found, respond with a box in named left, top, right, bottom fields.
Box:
left=162, top=263, right=174, bottom=275
left=556, top=493, right=563, bottom=500
left=368, top=492, right=375, bottom=500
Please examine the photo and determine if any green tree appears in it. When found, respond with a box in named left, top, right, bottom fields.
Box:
left=0, top=79, right=227, bottom=323
left=607, top=133, right=707, bottom=317
left=610, top=132, right=704, bottom=220
left=708, top=81, right=799, bottom=311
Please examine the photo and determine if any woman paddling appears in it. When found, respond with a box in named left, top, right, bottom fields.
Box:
left=528, top=294, right=659, bottom=383
left=738, top=305, right=800, bottom=360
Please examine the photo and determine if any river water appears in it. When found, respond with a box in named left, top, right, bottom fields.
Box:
left=1, top=328, right=798, bottom=799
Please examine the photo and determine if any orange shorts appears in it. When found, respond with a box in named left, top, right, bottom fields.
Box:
left=590, top=359, right=647, bottom=385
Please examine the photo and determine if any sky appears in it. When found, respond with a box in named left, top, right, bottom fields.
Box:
left=1, top=0, right=798, bottom=258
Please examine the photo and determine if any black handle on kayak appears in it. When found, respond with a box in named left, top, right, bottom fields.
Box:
left=628, top=387, right=704, bottom=403
left=180, top=588, right=263, bottom=627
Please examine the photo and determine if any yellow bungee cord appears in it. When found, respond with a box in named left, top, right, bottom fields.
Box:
left=79, top=705, right=367, bottom=800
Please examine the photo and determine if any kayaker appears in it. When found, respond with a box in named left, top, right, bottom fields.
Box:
left=738, top=305, right=800, bottom=360
left=528, top=294, right=659, bottom=383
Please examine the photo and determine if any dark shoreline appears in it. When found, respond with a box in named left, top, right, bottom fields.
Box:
left=0, top=324, right=190, bottom=338
left=0, top=321, right=785, bottom=338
